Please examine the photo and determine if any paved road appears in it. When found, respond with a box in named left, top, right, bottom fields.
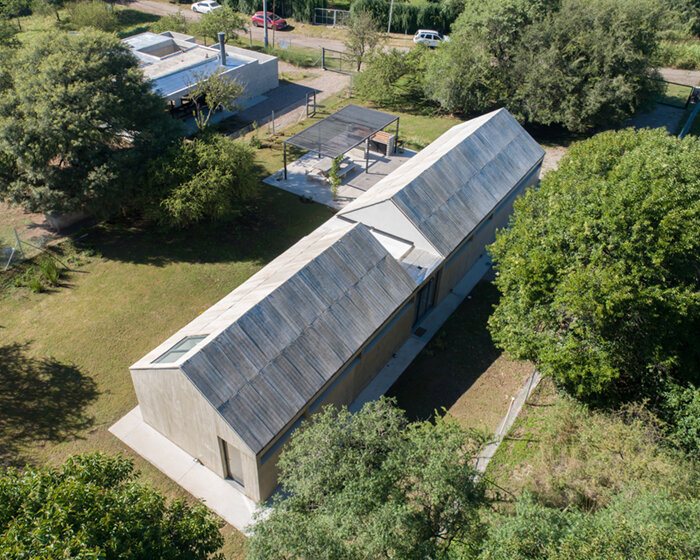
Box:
left=121, top=0, right=347, bottom=50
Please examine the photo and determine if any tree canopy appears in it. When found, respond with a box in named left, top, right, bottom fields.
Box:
left=356, top=0, right=663, bottom=131
left=488, top=128, right=700, bottom=403
left=246, top=398, right=486, bottom=560
left=146, top=133, right=258, bottom=228
left=0, top=30, right=179, bottom=216
left=0, top=453, right=223, bottom=559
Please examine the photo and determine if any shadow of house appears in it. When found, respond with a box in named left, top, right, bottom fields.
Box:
left=0, top=342, right=98, bottom=466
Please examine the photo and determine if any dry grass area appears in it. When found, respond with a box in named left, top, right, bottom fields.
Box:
left=387, top=278, right=533, bottom=435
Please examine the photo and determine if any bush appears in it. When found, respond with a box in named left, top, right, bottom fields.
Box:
left=38, top=257, right=61, bottom=286
left=478, top=491, right=700, bottom=559
left=150, top=11, right=189, bottom=34
left=350, top=0, right=460, bottom=34
left=66, top=0, right=118, bottom=31
left=656, top=39, right=700, bottom=69
left=147, top=133, right=258, bottom=228
left=662, top=383, right=700, bottom=457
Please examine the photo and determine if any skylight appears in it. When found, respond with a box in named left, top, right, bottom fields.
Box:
left=153, top=335, right=206, bottom=364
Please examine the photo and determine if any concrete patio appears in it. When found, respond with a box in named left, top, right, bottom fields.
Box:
left=263, top=148, right=416, bottom=210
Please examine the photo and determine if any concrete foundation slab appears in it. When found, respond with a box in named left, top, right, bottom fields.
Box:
left=109, top=407, right=260, bottom=533
left=264, top=149, right=416, bottom=210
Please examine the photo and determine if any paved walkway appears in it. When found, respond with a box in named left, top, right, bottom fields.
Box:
left=109, top=407, right=262, bottom=533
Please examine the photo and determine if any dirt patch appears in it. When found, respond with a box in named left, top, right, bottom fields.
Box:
left=0, top=202, right=58, bottom=259
left=541, top=146, right=568, bottom=176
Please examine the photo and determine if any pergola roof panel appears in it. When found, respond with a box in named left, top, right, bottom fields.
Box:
left=285, top=104, right=398, bottom=158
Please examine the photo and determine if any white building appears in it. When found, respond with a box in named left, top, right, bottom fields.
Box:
left=122, top=31, right=278, bottom=109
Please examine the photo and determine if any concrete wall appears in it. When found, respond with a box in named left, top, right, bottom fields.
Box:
left=130, top=367, right=263, bottom=501
left=226, top=46, right=278, bottom=102
left=436, top=164, right=541, bottom=303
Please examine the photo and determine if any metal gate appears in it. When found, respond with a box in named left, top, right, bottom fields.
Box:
left=314, top=8, right=351, bottom=26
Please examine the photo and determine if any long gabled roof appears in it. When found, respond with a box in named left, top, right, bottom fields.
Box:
left=177, top=220, right=416, bottom=454
left=339, top=109, right=545, bottom=257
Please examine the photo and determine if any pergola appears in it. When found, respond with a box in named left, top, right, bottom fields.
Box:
left=283, top=104, right=399, bottom=179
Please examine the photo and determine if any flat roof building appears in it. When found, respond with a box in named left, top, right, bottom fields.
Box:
left=129, top=108, right=545, bottom=502
left=122, top=31, right=278, bottom=108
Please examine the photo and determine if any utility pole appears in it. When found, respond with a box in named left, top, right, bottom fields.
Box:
left=263, top=0, right=269, bottom=48
left=387, top=0, right=394, bottom=35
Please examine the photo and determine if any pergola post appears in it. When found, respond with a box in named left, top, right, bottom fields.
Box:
left=395, top=118, right=399, bottom=153
left=365, top=137, right=370, bottom=172
left=283, top=142, right=287, bottom=180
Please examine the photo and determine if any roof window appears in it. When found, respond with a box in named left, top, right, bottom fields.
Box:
left=152, top=335, right=206, bottom=364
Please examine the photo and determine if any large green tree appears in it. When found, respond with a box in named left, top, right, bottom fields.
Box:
left=0, top=453, right=223, bottom=559
left=247, top=398, right=486, bottom=560
left=0, top=30, right=180, bottom=217
left=488, top=128, right=700, bottom=402
left=513, top=0, right=662, bottom=131
left=424, top=0, right=662, bottom=131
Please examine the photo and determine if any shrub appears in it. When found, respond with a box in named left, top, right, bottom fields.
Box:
left=38, top=257, right=61, bottom=286
left=662, top=383, right=700, bottom=457
left=147, top=133, right=258, bottom=228
left=66, top=0, right=118, bottom=31
left=150, top=11, right=189, bottom=34
left=656, top=39, right=700, bottom=69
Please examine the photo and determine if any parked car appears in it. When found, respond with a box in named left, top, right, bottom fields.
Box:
left=413, top=29, right=450, bottom=48
left=251, top=11, right=287, bottom=30
left=191, top=1, right=222, bottom=13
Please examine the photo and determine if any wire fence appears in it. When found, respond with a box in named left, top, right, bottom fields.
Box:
left=321, top=47, right=357, bottom=75
left=228, top=91, right=318, bottom=140
left=313, top=8, right=351, bottom=27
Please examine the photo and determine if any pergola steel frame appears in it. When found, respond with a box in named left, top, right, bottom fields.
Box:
left=282, top=104, right=399, bottom=180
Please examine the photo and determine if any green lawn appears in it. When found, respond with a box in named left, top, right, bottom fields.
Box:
left=657, top=81, right=693, bottom=108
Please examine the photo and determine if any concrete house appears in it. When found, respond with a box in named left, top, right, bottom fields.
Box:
left=129, top=108, right=545, bottom=502
left=122, top=31, right=278, bottom=109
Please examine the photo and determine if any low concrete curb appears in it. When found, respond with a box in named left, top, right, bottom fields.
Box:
left=474, top=368, right=542, bottom=475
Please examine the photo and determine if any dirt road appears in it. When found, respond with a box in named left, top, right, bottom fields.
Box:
left=658, top=68, right=700, bottom=86
left=121, top=0, right=347, bottom=50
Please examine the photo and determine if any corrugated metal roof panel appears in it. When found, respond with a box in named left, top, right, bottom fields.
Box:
left=180, top=222, right=416, bottom=453
left=340, top=108, right=545, bottom=256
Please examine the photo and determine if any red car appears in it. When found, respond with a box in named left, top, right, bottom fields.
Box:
left=251, top=11, right=287, bottom=30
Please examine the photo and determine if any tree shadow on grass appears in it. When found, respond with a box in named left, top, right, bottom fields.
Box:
left=73, top=184, right=333, bottom=268
left=0, top=342, right=99, bottom=467
left=387, top=279, right=505, bottom=423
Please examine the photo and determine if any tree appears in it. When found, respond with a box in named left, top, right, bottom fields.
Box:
left=0, top=0, right=31, bottom=30
left=488, top=128, right=700, bottom=403
left=247, top=398, right=486, bottom=560
left=344, top=11, right=382, bottom=71
left=513, top=0, right=663, bottom=132
left=197, top=5, right=246, bottom=45
left=424, top=0, right=662, bottom=131
left=188, top=69, right=244, bottom=131
left=146, top=133, right=258, bottom=228
left=0, top=453, right=224, bottom=559
left=0, top=30, right=180, bottom=216
left=355, top=46, right=430, bottom=109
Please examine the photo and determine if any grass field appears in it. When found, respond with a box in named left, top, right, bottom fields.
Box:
left=657, top=80, right=694, bottom=108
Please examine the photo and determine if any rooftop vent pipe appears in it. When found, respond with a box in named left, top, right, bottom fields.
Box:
left=218, top=32, right=226, bottom=66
